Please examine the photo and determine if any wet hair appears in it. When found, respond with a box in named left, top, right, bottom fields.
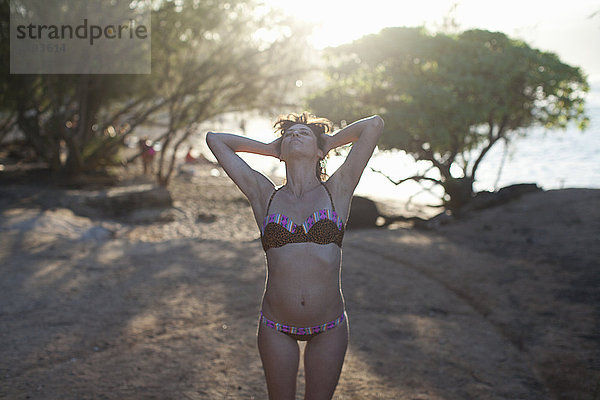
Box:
left=273, top=112, right=333, bottom=181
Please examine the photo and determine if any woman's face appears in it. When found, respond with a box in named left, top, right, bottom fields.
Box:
left=280, top=123, right=323, bottom=162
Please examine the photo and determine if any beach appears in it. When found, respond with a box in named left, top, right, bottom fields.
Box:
left=0, top=163, right=598, bottom=399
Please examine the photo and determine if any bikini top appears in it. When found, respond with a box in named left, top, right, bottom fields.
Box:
left=261, top=182, right=345, bottom=252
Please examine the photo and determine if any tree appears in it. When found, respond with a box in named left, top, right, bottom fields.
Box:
left=0, top=0, right=314, bottom=182
left=147, top=0, right=315, bottom=186
left=308, top=27, right=589, bottom=212
left=0, top=0, right=155, bottom=173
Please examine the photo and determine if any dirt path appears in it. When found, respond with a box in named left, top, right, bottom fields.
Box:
left=0, top=168, right=598, bottom=399
left=0, top=230, right=543, bottom=400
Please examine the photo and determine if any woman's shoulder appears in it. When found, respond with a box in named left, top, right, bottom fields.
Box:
left=322, top=177, right=352, bottom=220
left=322, top=175, right=350, bottom=199
left=249, top=175, right=277, bottom=212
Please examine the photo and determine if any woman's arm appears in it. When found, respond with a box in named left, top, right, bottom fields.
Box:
left=206, top=132, right=280, bottom=202
left=326, top=115, right=384, bottom=195
left=207, top=132, right=281, bottom=158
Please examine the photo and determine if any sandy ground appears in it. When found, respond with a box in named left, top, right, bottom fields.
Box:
left=0, top=163, right=599, bottom=400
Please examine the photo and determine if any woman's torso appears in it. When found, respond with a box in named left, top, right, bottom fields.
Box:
left=262, top=243, right=343, bottom=326
left=256, top=182, right=347, bottom=326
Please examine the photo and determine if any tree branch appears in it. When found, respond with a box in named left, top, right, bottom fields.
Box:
left=369, top=166, right=442, bottom=186
left=0, top=113, right=17, bottom=142
left=405, top=186, right=444, bottom=210
left=420, top=145, right=451, bottom=180
left=470, top=114, right=508, bottom=177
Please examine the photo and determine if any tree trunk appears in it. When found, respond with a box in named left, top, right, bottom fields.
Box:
left=65, top=75, right=104, bottom=175
left=442, top=176, right=474, bottom=215
left=16, top=108, right=62, bottom=171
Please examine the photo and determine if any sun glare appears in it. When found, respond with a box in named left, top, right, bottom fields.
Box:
left=264, top=0, right=597, bottom=51
left=265, top=0, right=458, bottom=48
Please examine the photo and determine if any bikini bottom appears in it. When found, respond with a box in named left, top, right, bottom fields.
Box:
left=259, top=311, right=345, bottom=341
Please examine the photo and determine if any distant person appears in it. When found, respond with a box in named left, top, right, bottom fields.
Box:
left=206, top=112, right=384, bottom=399
left=139, top=137, right=156, bottom=175
left=185, top=147, right=211, bottom=165
left=185, top=147, right=198, bottom=164
left=138, top=137, right=156, bottom=175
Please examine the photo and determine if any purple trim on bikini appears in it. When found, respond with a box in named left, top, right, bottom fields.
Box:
left=260, top=311, right=345, bottom=336
left=261, top=183, right=344, bottom=235
left=261, top=209, right=343, bottom=235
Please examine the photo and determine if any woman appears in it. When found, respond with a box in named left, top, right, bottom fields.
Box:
left=206, top=112, right=384, bottom=399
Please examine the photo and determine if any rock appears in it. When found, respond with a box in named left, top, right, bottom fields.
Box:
left=126, top=207, right=178, bottom=224
left=347, top=196, right=380, bottom=229
left=347, top=196, right=442, bottom=229
left=346, top=185, right=541, bottom=231
left=197, top=212, right=217, bottom=223
left=62, top=184, right=173, bottom=218
left=497, top=183, right=542, bottom=199
left=464, top=183, right=542, bottom=212
left=414, top=210, right=453, bottom=230
left=80, top=225, right=113, bottom=241
left=62, top=173, right=118, bottom=189
left=0, top=208, right=113, bottom=241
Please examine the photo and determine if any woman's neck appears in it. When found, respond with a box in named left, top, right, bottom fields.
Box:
left=284, top=159, right=321, bottom=198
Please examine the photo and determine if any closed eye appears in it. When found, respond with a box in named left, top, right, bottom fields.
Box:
left=285, top=129, right=311, bottom=136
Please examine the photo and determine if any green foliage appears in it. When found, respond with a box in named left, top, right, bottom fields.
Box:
left=308, top=27, right=589, bottom=211
left=0, top=0, right=312, bottom=178
left=0, top=0, right=151, bottom=172
left=146, top=0, right=314, bottom=186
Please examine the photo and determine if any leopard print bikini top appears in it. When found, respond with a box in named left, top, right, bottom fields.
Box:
left=261, top=182, right=345, bottom=252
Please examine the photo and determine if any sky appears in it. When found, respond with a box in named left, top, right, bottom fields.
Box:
left=266, top=0, right=600, bottom=88
left=206, top=1, right=600, bottom=198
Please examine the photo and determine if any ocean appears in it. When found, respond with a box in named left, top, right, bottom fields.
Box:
left=194, top=88, right=600, bottom=207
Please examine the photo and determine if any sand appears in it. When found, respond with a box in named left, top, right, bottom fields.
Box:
left=0, top=163, right=598, bottom=399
